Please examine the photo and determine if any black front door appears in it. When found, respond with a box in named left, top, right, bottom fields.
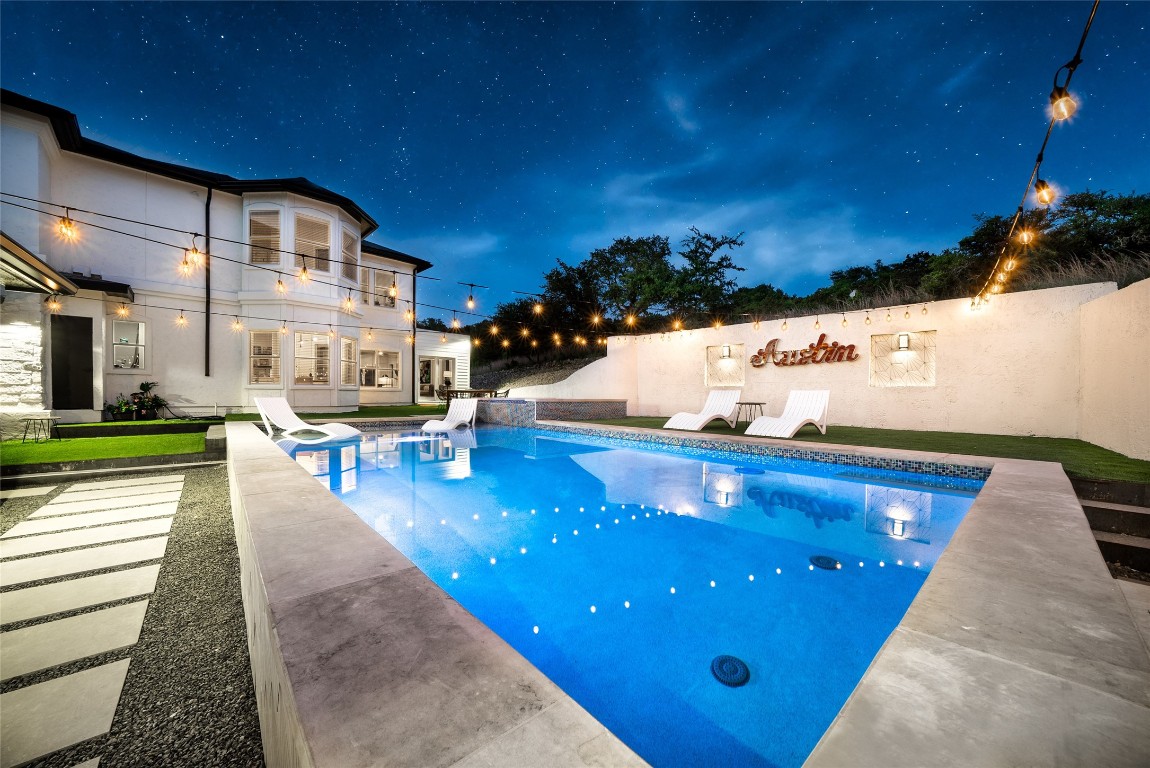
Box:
left=51, top=314, right=94, bottom=409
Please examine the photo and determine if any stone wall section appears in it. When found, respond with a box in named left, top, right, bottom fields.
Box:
left=0, top=292, right=48, bottom=439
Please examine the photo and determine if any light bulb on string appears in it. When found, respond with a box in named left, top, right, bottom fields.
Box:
left=841, top=314, right=848, bottom=328
left=297, top=266, right=311, bottom=284
left=176, top=310, right=189, bottom=328
left=904, top=307, right=911, bottom=319
left=713, top=319, right=723, bottom=329
left=275, top=274, right=287, bottom=295
left=328, top=325, right=336, bottom=339
left=45, top=295, right=63, bottom=313
left=342, top=294, right=356, bottom=314
left=533, top=301, right=544, bottom=315
left=921, top=304, right=928, bottom=315
left=781, top=318, right=788, bottom=331
left=451, top=313, right=461, bottom=330
left=885, top=310, right=892, bottom=322
left=1034, top=179, right=1056, bottom=206
left=56, top=209, right=79, bottom=241
left=814, top=316, right=821, bottom=330
left=116, top=303, right=132, bottom=319
left=389, top=273, right=398, bottom=298
left=1018, top=229, right=1035, bottom=246
left=231, top=316, right=244, bottom=333
left=672, top=319, right=682, bottom=331
left=406, top=334, right=415, bottom=345
left=520, top=327, right=530, bottom=338
left=489, top=324, right=499, bottom=336
left=280, top=322, right=289, bottom=335
left=472, top=338, right=481, bottom=347
left=1005, top=258, right=1017, bottom=272
left=1049, top=85, right=1077, bottom=121
left=501, top=339, right=510, bottom=348
left=177, top=256, right=194, bottom=277
left=864, top=312, right=872, bottom=325
left=366, top=328, right=374, bottom=341
left=440, top=332, right=447, bottom=343
left=625, top=314, right=636, bottom=328
left=591, top=313, right=601, bottom=326
left=466, top=284, right=476, bottom=310
left=531, top=339, right=538, bottom=348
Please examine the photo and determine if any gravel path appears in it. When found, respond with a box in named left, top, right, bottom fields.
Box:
left=0, top=466, right=264, bottom=767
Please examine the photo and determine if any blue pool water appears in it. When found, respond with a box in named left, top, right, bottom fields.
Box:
left=278, top=426, right=979, bottom=768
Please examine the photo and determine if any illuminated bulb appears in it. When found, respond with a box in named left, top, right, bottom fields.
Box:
left=1005, top=258, right=1017, bottom=272
left=404, top=308, right=414, bottom=322
left=519, top=327, right=530, bottom=338
left=841, top=314, right=848, bottom=328
left=280, top=322, right=289, bottom=335
left=116, top=303, right=131, bottom=319
left=489, top=324, right=499, bottom=336
left=366, top=328, right=374, bottom=341
left=45, top=295, right=63, bottom=313
left=467, top=294, right=475, bottom=309
left=501, top=339, right=510, bottom=348
left=672, top=319, right=682, bottom=331
left=753, top=320, right=760, bottom=330
left=440, top=332, right=447, bottom=343
left=178, top=258, right=194, bottom=277
left=814, top=317, right=821, bottom=330
left=921, top=304, right=928, bottom=315
left=176, top=310, right=188, bottom=328
left=1018, top=230, right=1034, bottom=245
left=533, top=302, right=543, bottom=315
left=991, top=283, right=1003, bottom=293
left=886, top=310, right=892, bottom=322
left=781, top=319, right=788, bottom=331
left=451, top=316, right=461, bottom=329
left=530, top=340, right=538, bottom=348
left=473, top=338, right=481, bottom=346
left=389, top=275, right=398, bottom=297
left=904, top=308, right=910, bottom=319
left=996, top=272, right=1007, bottom=283
left=56, top=212, right=79, bottom=241
left=1035, top=179, right=1055, bottom=206
left=231, top=317, right=244, bottom=333
left=1049, top=85, right=1077, bottom=121
left=865, top=312, right=872, bottom=325
left=713, top=319, right=722, bottom=329
left=297, top=266, right=311, bottom=283
left=342, top=295, right=355, bottom=313
left=591, top=314, right=601, bottom=325
left=406, top=334, right=415, bottom=345
left=275, top=276, right=287, bottom=295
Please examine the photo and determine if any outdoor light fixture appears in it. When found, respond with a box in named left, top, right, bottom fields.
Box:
left=1035, top=179, right=1056, bottom=206
left=327, top=325, right=336, bottom=338
left=56, top=209, right=79, bottom=241
left=366, top=328, right=374, bottom=341
left=502, top=339, right=510, bottom=348
left=342, top=293, right=356, bottom=313
left=520, top=327, right=530, bottom=338
left=672, top=319, right=682, bottom=331
left=297, top=266, right=311, bottom=284
left=185, top=236, right=204, bottom=267
left=231, top=317, right=244, bottom=333
left=1050, top=85, right=1077, bottom=121
left=44, top=295, right=63, bottom=313
left=814, top=316, right=821, bottom=330
left=451, top=313, right=461, bottom=329
left=781, top=318, right=788, bottom=331
left=489, top=324, right=499, bottom=336
left=625, top=315, right=636, bottom=327
left=116, top=303, right=131, bottom=319
left=891, top=519, right=906, bottom=538
left=1018, top=229, right=1035, bottom=245
left=473, top=338, right=481, bottom=347
left=720, top=344, right=731, bottom=359
left=280, top=322, right=289, bottom=335
left=177, top=256, right=194, bottom=277
left=897, top=333, right=910, bottom=351
left=713, top=319, right=723, bottom=329
left=865, top=312, right=872, bottom=325
left=533, top=302, right=544, bottom=315
left=841, top=314, right=848, bottom=328
left=591, top=313, right=601, bottom=325
left=440, top=332, right=447, bottom=343
left=275, top=275, right=287, bottom=295
left=176, top=310, right=188, bottom=328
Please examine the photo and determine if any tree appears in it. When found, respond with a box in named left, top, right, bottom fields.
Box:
left=672, top=227, right=745, bottom=319
left=540, top=258, right=606, bottom=331
left=416, top=317, right=448, bottom=332
left=1042, top=190, right=1150, bottom=260
left=585, top=235, right=677, bottom=319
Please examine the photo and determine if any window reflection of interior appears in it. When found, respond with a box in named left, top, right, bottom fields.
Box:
left=360, top=349, right=400, bottom=388
left=294, top=333, right=330, bottom=385
left=112, top=320, right=144, bottom=369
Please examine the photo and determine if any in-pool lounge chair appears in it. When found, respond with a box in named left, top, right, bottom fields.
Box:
left=662, top=389, right=742, bottom=431
left=422, top=397, right=478, bottom=432
left=744, top=390, right=829, bottom=439
left=254, top=397, right=361, bottom=441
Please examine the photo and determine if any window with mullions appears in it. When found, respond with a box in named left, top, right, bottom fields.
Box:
left=294, top=214, right=331, bottom=273
left=249, top=331, right=281, bottom=384
left=360, top=267, right=397, bottom=308
left=249, top=210, right=281, bottom=265
left=360, top=349, right=400, bottom=388
left=341, top=230, right=359, bottom=281
left=294, top=332, right=330, bottom=385
left=112, top=320, right=145, bottom=369
left=340, top=337, right=357, bottom=386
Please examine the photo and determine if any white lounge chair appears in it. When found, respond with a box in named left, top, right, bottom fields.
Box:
left=253, top=397, right=361, bottom=441
left=422, top=397, right=478, bottom=432
left=662, top=389, right=742, bottom=431
left=744, top=390, right=829, bottom=438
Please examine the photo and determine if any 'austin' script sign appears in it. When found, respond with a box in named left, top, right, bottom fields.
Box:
left=749, top=334, right=860, bottom=367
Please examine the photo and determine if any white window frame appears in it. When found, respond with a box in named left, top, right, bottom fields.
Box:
left=294, top=214, right=331, bottom=273
left=111, top=319, right=147, bottom=371
left=360, top=349, right=401, bottom=389
left=248, top=210, right=281, bottom=265
left=341, top=229, right=359, bottom=282
left=248, top=330, right=282, bottom=385
left=294, top=331, right=331, bottom=385
left=340, top=336, right=358, bottom=387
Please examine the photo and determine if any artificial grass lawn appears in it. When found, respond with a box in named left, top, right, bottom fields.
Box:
left=587, top=418, right=1150, bottom=483
left=1, top=433, right=206, bottom=466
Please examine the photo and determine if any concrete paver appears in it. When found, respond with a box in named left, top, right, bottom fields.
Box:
left=0, top=518, right=172, bottom=559
left=2, top=504, right=178, bottom=538
left=0, top=487, right=56, bottom=500
left=0, top=565, right=161, bottom=625
left=1, top=601, right=149, bottom=681
left=49, top=482, right=184, bottom=504
left=67, top=474, right=183, bottom=491
left=30, top=491, right=182, bottom=518
left=0, top=537, right=168, bottom=587
left=0, top=659, right=130, bottom=768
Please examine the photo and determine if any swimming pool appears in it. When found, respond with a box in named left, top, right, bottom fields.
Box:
left=278, top=426, right=979, bottom=768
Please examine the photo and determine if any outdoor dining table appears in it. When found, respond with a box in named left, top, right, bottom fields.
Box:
left=444, top=388, right=498, bottom=401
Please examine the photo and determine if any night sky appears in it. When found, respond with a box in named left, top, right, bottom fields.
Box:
left=1, top=1, right=1146, bottom=322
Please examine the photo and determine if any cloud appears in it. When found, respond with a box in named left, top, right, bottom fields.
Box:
left=661, top=89, right=700, bottom=133
left=382, top=231, right=502, bottom=267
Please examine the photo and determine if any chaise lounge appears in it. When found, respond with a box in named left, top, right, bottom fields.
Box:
left=253, top=397, right=361, bottom=441
left=662, top=389, right=742, bottom=431
left=744, top=390, right=830, bottom=439
left=422, top=397, right=479, bottom=432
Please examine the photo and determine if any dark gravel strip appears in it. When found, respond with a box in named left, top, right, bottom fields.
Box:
left=6, top=466, right=264, bottom=768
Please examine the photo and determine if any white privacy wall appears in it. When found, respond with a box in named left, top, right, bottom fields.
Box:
left=516, top=281, right=1150, bottom=457
left=1080, top=279, right=1150, bottom=460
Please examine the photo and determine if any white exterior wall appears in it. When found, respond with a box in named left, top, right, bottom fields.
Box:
left=1, top=104, right=455, bottom=417
left=515, top=283, right=1150, bottom=455
left=1080, top=278, right=1150, bottom=460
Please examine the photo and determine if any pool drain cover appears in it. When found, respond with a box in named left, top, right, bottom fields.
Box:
left=809, top=555, right=841, bottom=570
left=711, top=655, right=750, bottom=687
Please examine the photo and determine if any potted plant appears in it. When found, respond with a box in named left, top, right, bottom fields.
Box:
left=132, top=381, right=168, bottom=420
left=105, top=393, right=137, bottom=421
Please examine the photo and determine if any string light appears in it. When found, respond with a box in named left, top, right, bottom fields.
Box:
left=177, top=255, right=194, bottom=277
left=625, top=314, right=636, bottom=327
left=501, top=339, right=510, bottom=348
left=342, top=293, right=356, bottom=314
left=231, top=316, right=244, bottom=332
left=489, top=324, right=499, bottom=336
left=885, top=310, right=892, bottom=322
left=552, top=332, right=562, bottom=346
left=473, top=338, right=481, bottom=347
left=864, top=312, right=872, bottom=325
left=56, top=208, right=79, bottom=241
left=465, top=284, right=476, bottom=310
left=451, top=312, right=461, bottom=329
left=520, top=327, right=531, bottom=338
left=175, top=310, right=188, bottom=328
left=713, top=319, right=722, bottom=329
left=327, top=325, right=336, bottom=338
left=591, top=313, right=601, bottom=326
left=533, top=301, right=544, bottom=315
left=921, top=304, right=928, bottom=315
left=671, top=319, right=682, bottom=331
left=297, top=266, right=311, bottom=284
left=1034, top=179, right=1056, bottom=206
left=781, top=318, right=788, bottom=331
left=366, top=328, right=374, bottom=341
left=904, top=307, right=911, bottom=319
left=185, top=235, right=204, bottom=267
left=1050, top=86, right=1076, bottom=121
left=275, top=274, right=287, bottom=295
left=389, top=273, right=398, bottom=298
left=1018, top=229, right=1035, bottom=245
left=45, top=295, right=63, bottom=313
left=439, top=332, right=447, bottom=343
left=116, top=303, right=132, bottom=319
left=814, top=316, right=821, bottom=330
left=280, top=321, right=289, bottom=335
left=841, top=314, right=848, bottom=328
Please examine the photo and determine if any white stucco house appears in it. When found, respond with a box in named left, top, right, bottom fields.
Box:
left=0, top=90, right=470, bottom=434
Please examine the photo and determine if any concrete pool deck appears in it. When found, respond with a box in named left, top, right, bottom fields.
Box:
left=226, top=420, right=1150, bottom=767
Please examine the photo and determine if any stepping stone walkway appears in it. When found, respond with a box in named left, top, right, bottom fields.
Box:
left=0, top=474, right=184, bottom=768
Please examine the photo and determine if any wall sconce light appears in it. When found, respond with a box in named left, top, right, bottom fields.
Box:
left=891, top=519, right=906, bottom=537
left=720, top=344, right=731, bottom=359
left=897, top=333, right=910, bottom=351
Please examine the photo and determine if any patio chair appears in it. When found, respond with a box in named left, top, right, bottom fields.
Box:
left=662, top=389, right=742, bottom=431
left=422, top=397, right=478, bottom=432
left=253, top=397, right=361, bottom=440
left=744, top=390, right=830, bottom=439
